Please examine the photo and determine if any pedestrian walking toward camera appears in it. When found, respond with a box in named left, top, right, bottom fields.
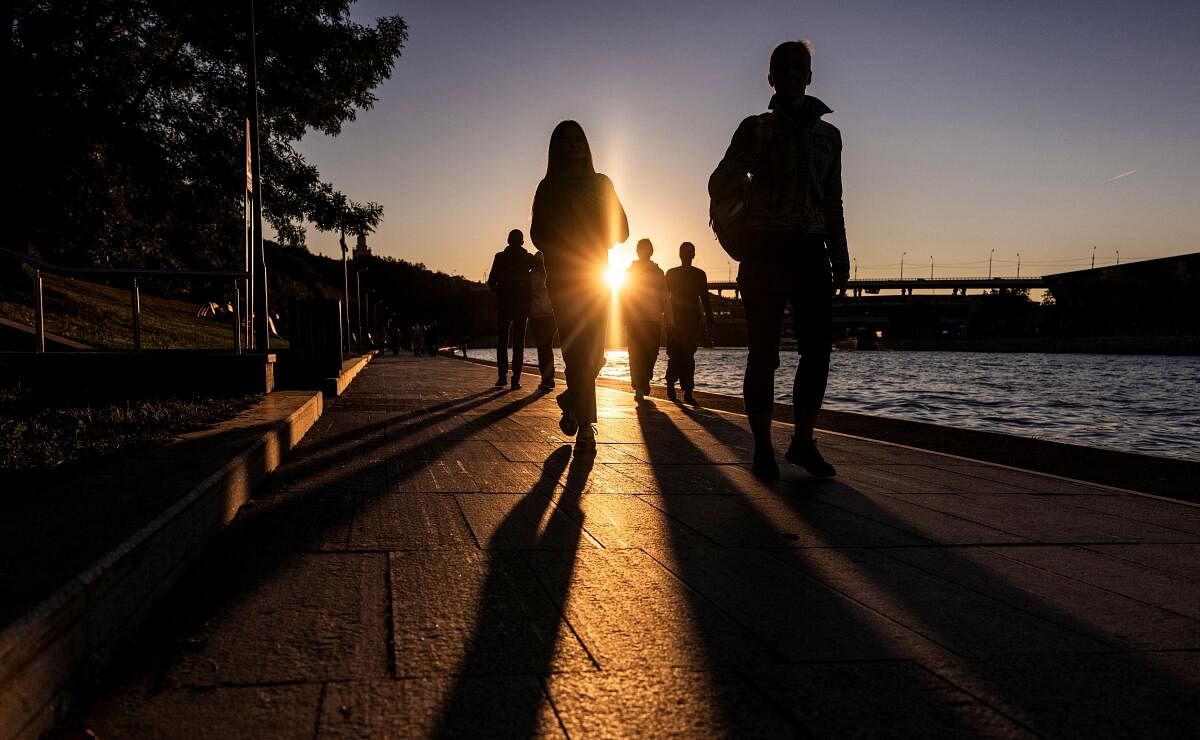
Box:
left=620, top=238, right=668, bottom=403
left=488, top=229, right=536, bottom=389
left=531, top=120, right=629, bottom=452
left=665, top=241, right=714, bottom=404
left=709, top=40, right=850, bottom=479
left=529, top=251, right=558, bottom=390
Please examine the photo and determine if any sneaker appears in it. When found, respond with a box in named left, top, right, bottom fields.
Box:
left=575, top=423, right=597, bottom=452
left=751, top=446, right=780, bottom=481
left=537, top=380, right=556, bottom=390
left=683, top=390, right=697, bottom=405
left=494, top=377, right=506, bottom=388
left=666, top=384, right=677, bottom=402
left=511, top=379, right=522, bottom=390
left=784, top=438, right=837, bottom=478
left=634, top=389, right=645, bottom=403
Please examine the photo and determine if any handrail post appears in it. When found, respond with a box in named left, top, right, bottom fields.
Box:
left=131, top=278, right=142, bottom=351
left=33, top=269, right=45, bottom=352
left=232, top=282, right=243, bottom=355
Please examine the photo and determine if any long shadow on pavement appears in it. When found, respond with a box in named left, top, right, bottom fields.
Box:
left=678, top=403, right=1200, bottom=737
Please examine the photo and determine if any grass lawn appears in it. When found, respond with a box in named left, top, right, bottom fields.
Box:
left=0, top=383, right=260, bottom=474
left=0, top=274, right=288, bottom=350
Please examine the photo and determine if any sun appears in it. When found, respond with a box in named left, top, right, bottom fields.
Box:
left=604, top=262, right=626, bottom=291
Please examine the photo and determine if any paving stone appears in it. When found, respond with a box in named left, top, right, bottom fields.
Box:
left=1084, top=543, right=1200, bottom=582
left=317, top=677, right=563, bottom=739
left=570, top=494, right=714, bottom=549
left=887, top=545, right=1200, bottom=650
left=168, top=553, right=389, bottom=687
left=389, top=550, right=595, bottom=677
left=546, top=667, right=798, bottom=737
left=647, top=547, right=938, bottom=662
left=456, top=460, right=553, bottom=493
left=1064, top=495, right=1200, bottom=537
left=745, top=661, right=1032, bottom=738
left=644, top=493, right=932, bottom=548
left=788, top=547, right=1111, bottom=655
left=349, top=492, right=475, bottom=550
left=455, top=493, right=600, bottom=550
left=524, top=548, right=775, bottom=669
left=90, top=684, right=322, bottom=739
left=942, top=464, right=1120, bottom=494
left=893, top=492, right=1194, bottom=543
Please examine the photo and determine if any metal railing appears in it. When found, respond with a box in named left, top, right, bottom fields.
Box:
left=2, top=245, right=251, bottom=353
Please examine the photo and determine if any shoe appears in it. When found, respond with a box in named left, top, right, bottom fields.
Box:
left=634, top=390, right=644, bottom=403
left=683, top=390, right=697, bottom=405
left=751, top=446, right=780, bottom=481
left=575, top=424, right=597, bottom=452
left=558, top=409, right=579, bottom=437
left=537, top=380, right=556, bottom=390
left=511, top=380, right=522, bottom=390
left=666, top=384, right=677, bottom=402
left=784, top=438, right=837, bottom=478
left=494, top=377, right=506, bottom=388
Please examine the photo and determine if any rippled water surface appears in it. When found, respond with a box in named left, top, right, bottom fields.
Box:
left=468, top=347, right=1200, bottom=462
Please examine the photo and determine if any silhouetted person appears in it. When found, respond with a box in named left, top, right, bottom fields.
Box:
left=531, top=120, right=629, bottom=451
left=488, top=229, right=536, bottom=389
left=529, top=251, right=558, bottom=390
left=710, top=40, right=850, bottom=479
left=665, top=241, right=714, bottom=404
left=620, top=238, right=667, bottom=403
left=411, top=322, right=424, bottom=356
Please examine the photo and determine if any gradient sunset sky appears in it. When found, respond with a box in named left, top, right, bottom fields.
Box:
left=296, top=0, right=1199, bottom=282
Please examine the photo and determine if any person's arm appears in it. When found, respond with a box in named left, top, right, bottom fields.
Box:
left=823, top=128, right=850, bottom=292
left=601, top=175, right=629, bottom=248
left=486, top=253, right=502, bottom=291
left=697, top=269, right=714, bottom=325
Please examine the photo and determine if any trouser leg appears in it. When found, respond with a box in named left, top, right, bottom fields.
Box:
left=495, top=315, right=510, bottom=379
left=532, top=316, right=556, bottom=383
left=625, top=323, right=643, bottom=391
left=510, top=313, right=529, bottom=380
left=550, top=282, right=607, bottom=425
left=738, top=270, right=787, bottom=419
left=789, top=251, right=833, bottom=429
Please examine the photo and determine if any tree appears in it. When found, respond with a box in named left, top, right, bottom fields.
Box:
left=3, top=1, right=405, bottom=270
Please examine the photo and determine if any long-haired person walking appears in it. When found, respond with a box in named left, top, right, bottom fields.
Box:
left=531, top=120, right=629, bottom=451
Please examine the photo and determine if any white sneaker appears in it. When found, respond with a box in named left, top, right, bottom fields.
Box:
left=575, top=423, right=597, bottom=451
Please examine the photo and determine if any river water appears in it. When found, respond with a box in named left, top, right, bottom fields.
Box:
left=467, top=347, right=1200, bottom=462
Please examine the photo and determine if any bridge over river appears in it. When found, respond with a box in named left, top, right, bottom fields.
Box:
left=710, top=276, right=1045, bottom=297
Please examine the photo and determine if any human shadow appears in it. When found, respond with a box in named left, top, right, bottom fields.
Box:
left=677, top=404, right=1200, bottom=736
left=432, top=446, right=594, bottom=738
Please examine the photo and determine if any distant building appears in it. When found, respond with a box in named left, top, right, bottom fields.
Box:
left=1044, top=252, right=1200, bottom=337
left=353, top=233, right=372, bottom=261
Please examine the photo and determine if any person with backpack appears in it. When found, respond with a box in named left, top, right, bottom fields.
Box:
left=487, top=229, right=536, bottom=389
left=665, top=241, right=715, bottom=404
left=709, top=40, right=850, bottom=479
left=531, top=120, right=629, bottom=451
left=620, top=238, right=668, bottom=403
left=528, top=251, right=558, bottom=391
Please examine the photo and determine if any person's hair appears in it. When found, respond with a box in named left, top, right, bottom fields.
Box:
left=769, top=39, right=812, bottom=79
left=545, top=120, right=595, bottom=178
left=679, top=241, right=696, bottom=257
left=507, top=228, right=523, bottom=245
left=636, top=238, right=653, bottom=257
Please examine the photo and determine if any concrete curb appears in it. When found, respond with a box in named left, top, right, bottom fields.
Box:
left=0, top=391, right=324, bottom=740
left=324, top=352, right=373, bottom=397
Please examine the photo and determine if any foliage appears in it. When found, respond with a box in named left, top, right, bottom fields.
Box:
left=0, top=383, right=257, bottom=472
left=3, top=1, right=405, bottom=268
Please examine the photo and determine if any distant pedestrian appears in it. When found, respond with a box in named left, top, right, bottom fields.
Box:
left=488, top=229, right=536, bottom=389
left=709, top=40, right=850, bottom=479
left=531, top=120, right=629, bottom=452
left=528, top=252, right=558, bottom=390
left=620, top=238, right=668, bottom=403
left=411, top=323, right=425, bottom=356
left=665, top=241, right=714, bottom=404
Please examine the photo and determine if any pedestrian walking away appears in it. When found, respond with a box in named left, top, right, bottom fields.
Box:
left=487, top=229, right=537, bottom=389
left=529, top=251, right=559, bottom=390
left=620, top=238, right=668, bottom=403
left=709, top=39, right=850, bottom=480
left=665, top=240, right=714, bottom=404
left=531, top=120, right=629, bottom=452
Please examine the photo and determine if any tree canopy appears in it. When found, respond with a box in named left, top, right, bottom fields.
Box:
left=3, top=1, right=405, bottom=269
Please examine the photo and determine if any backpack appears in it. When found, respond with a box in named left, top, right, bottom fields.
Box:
left=708, top=113, right=772, bottom=261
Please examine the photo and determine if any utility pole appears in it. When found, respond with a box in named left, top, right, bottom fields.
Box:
left=247, top=0, right=268, bottom=351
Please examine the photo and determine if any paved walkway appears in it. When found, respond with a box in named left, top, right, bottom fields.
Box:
left=80, top=355, right=1200, bottom=738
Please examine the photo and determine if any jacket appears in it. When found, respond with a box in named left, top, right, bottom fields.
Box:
left=621, top=259, right=667, bottom=323
left=712, top=93, right=849, bottom=278
left=530, top=173, right=629, bottom=283
left=487, top=244, right=535, bottom=314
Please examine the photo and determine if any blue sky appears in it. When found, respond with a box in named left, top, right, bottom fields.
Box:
left=296, top=0, right=1200, bottom=281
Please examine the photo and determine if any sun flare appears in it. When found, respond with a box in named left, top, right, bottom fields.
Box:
left=604, top=262, right=626, bottom=291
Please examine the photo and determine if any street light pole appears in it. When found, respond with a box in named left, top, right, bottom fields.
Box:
left=988, top=248, right=994, bottom=279
left=1091, top=245, right=1096, bottom=270
left=355, top=267, right=369, bottom=352
left=852, top=257, right=857, bottom=280
left=246, top=0, right=268, bottom=351
left=900, top=251, right=907, bottom=281
left=1016, top=252, right=1021, bottom=278
left=1116, top=249, right=1120, bottom=266
left=340, top=228, right=350, bottom=354
left=929, top=255, right=933, bottom=280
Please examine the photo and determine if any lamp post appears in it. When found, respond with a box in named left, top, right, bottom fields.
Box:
left=246, top=0, right=268, bottom=351
left=1116, top=249, right=1120, bottom=266
left=340, top=228, right=350, bottom=353
left=929, top=255, right=934, bottom=280
left=1091, top=245, right=1096, bottom=270
left=988, top=248, right=994, bottom=279
left=355, top=267, right=369, bottom=352
left=1016, top=252, right=1021, bottom=278
left=852, top=257, right=857, bottom=280
left=900, top=251, right=907, bottom=281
